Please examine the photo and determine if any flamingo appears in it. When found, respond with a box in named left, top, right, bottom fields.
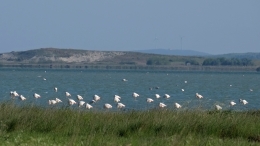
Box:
left=230, top=101, right=236, bottom=106
left=117, top=103, right=125, bottom=109
left=132, top=92, right=139, bottom=98
left=196, top=93, right=203, bottom=99
left=175, top=103, right=182, bottom=108
left=93, top=94, right=101, bottom=102
left=78, top=101, right=85, bottom=107
left=164, top=94, right=170, bottom=99
left=54, top=87, right=58, bottom=92
left=68, top=98, right=77, bottom=106
left=155, top=94, right=160, bottom=98
left=146, top=98, right=154, bottom=103
left=86, top=103, right=93, bottom=109
left=65, top=92, right=71, bottom=97
left=49, top=100, right=57, bottom=105
left=159, top=102, right=167, bottom=108
left=114, top=96, right=120, bottom=102
left=215, top=105, right=222, bottom=110
left=34, top=93, right=41, bottom=98
left=77, top=95, right=83, bottom=100
left=19, top=95, right=26, bottom=101
left=56, top=98, right=62, bottom=103
left=239, top=99, right=248, bottom=105
left=10, top=91, right=19, bottom=97
left=104, top=103, right=112, bottom=109
left=114, top=95, right=121, bottom=99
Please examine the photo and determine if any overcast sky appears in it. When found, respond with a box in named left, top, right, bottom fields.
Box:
left=0, top=1, right=259, bottom=54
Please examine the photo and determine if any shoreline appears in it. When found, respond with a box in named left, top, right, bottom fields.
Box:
left=0, top=63, right=258, bottom=72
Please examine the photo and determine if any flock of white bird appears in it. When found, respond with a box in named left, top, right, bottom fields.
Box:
left=8, top=70, right=255, bottom=111
left=9, top=78, right=249, bottom=111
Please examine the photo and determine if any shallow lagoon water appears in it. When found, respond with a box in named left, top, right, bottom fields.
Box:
left=1, top=68, right=260, bottom=111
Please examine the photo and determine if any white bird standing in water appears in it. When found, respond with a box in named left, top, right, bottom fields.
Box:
left=10, top=91, right=19, bottom=97
left=181, top=89, right=184, bottom=92
left=114, top=95, right=121, bottom=99
left=146, top=98, right=154, bottom=103
left=54, top=87, right=58, bottom=92
left=230, top=101, right=236, bottom=106
left=114, top=96, right=120, bottom=102
left=155, top=94, right=160, bottom=99
left=164, top=94, right=170, bottom=99
left=117, top=103, right=125, bottom=109
left=19, top=95, right=26, bottom=101
left=56, top=98, right=62, bottom=103
left=34, top=93, right=41, bottom=98
left=104, top=103, right=112, bottom=109
left=175, top=103, right=182, bottom=109
left=78, top=101, right=85, bottom=107
left=49, top=100, right=57, bottom=105
left=132, top=92, right=139, bottom=98
left=215, top=105, right=222, bottom=110
left=86, top=103, right=93, bottom=109
left=65, top=92, right=71, bottom=97
left=68, top=98, right=77, bottom=106
left=240, top=99, right=248, bottom=105
left=196, top=93, right=203, bottom=99
left=93, top=94, right=101, bottom=102
left=159, top=102, right=167, bottom=108
left=122, top=79, right=128, bottom=81
left=77, top=95, right=83, bottom=100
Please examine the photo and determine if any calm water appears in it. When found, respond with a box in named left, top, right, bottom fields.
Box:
left=1, top=68, right=260, bottom=111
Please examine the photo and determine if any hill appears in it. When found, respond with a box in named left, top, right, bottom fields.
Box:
left=0, top=48, right=259, bottom=71
left=0, top=48, right=205, bottom=66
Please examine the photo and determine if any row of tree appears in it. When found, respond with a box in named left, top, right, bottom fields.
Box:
left=146, top=57, right=253, bottom=66
left=202, top=58, right=253, bottom=66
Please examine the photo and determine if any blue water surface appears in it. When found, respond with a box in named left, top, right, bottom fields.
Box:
left=0, top=68, right=259, bottom=111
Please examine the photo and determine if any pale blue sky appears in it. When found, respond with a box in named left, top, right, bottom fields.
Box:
left=0, top=0, right=259, bottom=54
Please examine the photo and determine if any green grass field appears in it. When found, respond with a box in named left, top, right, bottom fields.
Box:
left=0, top=103, right=260, bottom=145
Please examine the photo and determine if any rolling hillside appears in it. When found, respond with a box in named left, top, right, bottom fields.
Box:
left=0, top=48, right=205, bottom=66
left=0, top=48, right=259, bottom=71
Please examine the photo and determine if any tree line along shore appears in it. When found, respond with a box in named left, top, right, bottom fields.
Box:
left=0, top=63, right=259, bottom=72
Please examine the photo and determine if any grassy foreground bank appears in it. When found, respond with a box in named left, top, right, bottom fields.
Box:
left=0, top=103, right=260, bottom=146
